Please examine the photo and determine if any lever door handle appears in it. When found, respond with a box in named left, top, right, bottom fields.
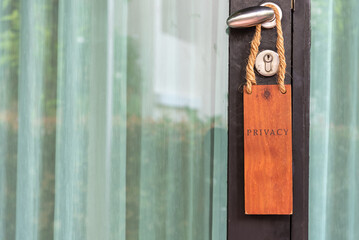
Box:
left=227, top=3, right=282, bottom=29
left=227, top=6, right=275, bottom=28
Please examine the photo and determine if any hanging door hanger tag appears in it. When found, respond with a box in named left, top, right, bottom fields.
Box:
left=243, top=85, right=292, bottom=215
left=228, top=2, right=293, bottom=215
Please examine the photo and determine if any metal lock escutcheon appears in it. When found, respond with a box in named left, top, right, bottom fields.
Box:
left=255, top=50, right=279, bottom=77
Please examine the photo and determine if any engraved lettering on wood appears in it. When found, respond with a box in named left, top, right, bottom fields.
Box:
left=243, top=85, right=293, bottom=215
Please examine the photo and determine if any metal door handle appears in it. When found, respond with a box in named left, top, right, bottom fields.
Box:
left=227, top=6, right=274, bottom=28
left=227, top=3, right=282, bottom=29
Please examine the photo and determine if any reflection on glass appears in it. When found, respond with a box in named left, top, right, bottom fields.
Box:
left=0, top=0, right=228, bottom=240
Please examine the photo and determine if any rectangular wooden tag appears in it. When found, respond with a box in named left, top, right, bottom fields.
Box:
left=243, top=85, right=292, bottom=215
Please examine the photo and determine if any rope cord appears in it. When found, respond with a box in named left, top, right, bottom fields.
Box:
left=245, top=4, right=286, bottom=94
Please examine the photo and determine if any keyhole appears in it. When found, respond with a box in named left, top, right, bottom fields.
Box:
left=263, top=54, right=273, bottom=72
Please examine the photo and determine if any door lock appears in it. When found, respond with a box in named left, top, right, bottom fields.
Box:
left=263, top=53, right=273, bottom=72
left=255, top=50, right=279, bottom=77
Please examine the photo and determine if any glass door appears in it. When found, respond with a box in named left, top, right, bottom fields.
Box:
left=310, top=0, right=359, bottom=239
left=0, top=0, right=229, bottom=239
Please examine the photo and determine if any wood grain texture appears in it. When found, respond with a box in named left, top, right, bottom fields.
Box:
left=243, top=85, right=292, bottom=215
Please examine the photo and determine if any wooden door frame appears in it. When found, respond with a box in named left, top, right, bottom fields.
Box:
left=227, top=0, right=310, bottom=239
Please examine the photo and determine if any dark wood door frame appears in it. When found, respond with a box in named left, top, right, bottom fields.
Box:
left=227, top=0, right=310, bottom=239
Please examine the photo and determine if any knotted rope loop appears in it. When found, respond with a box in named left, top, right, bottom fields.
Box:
left=244, top=4, right=287, bottom=94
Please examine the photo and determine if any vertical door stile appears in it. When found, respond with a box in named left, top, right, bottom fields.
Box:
left=228, top=0, right=310, bottom=239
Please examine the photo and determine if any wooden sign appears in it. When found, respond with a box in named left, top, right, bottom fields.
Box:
left=243, top=85, right=292, bottom=215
